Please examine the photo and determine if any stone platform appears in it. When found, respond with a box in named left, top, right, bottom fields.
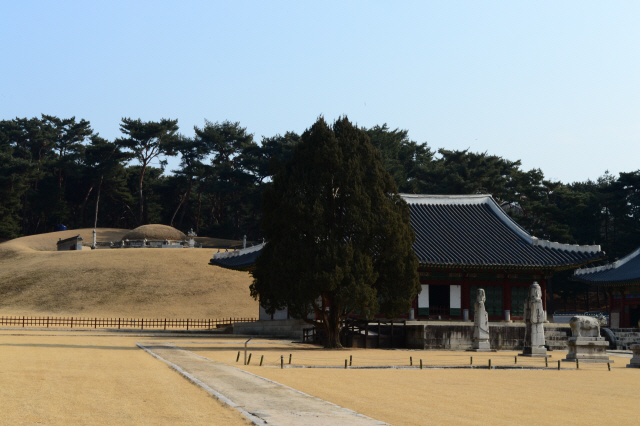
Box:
left=626, top=344, right=640, bottom=368
left=563, top=337, right=611, bottom=363
left=519, top=346, right=549, bottom=357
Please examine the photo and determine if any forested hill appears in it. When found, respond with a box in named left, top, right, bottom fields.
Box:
left=1, top=116, right=639, bottom=261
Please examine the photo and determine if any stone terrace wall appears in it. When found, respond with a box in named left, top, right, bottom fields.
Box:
left=406, top=322, right=571, bottom=350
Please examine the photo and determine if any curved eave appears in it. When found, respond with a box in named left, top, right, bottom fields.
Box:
left=573, top=276, right=640, bottom=287
left=209, top=260, right=256, bottom=272
left=418, top=254, right=605, bottom=272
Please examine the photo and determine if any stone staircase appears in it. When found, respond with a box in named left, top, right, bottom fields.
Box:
left=545, top=328, right=570, bottom=350
left=609, top=328, right=640, bottom=350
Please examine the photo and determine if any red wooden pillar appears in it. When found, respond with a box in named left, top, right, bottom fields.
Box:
left=504, top=279, right=512, bottom=318
left=461, top=278, right=470, bottom=316
left=540, top=280, right=547, bottom=312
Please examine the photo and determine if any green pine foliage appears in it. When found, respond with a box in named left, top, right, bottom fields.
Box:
left=1, top=112, right=640, bottom=311
left=251, top=117, right=420, bottom=348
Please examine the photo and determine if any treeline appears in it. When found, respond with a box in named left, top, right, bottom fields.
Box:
left=1, top=115, right=639, bottom=264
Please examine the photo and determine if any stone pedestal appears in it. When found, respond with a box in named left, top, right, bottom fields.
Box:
left=626, top=344, right=640, bottom=368
left=519, top=346, right=548, bottom=357
left=562, top=337, right=611, bottom=363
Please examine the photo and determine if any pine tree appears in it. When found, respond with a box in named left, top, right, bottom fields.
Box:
left=251, top=117, right=419, bottom=348
left=117, top=118, right=179, bottom=225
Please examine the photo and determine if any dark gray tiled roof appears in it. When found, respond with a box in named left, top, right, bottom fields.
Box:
left=208, top=195, right=605, bottom=271
left=209, top=244, right=264, bottom=271
left=403, top=194, right=604, bottom=269
left=574, top=246, right=640, bottom=286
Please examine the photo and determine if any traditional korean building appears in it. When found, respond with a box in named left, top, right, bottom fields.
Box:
left=405, top=194, right=603, bottom=321
left=574, top=246, right=640, bottom=328
left=210, top=194, right=605, bottom=321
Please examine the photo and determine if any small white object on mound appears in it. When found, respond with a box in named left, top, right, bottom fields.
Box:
left=122, top=224, right=187, bottom=241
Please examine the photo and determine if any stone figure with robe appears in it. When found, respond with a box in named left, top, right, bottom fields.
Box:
left=472, top=288, right=490, bottom=350
left=522, top=282, right=547, bottom=356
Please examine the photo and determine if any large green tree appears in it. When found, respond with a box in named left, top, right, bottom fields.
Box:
left=117, top=118, right=179, bottom=225
left=250, top=117, right=420, bottom=348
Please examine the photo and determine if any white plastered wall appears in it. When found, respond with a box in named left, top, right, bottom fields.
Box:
left=418, top=284, right=429, bottom=308
left=450, top=285, right=461, bottom=309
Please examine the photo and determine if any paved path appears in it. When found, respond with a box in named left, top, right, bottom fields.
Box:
left=137, top=343, right=388, bottom=426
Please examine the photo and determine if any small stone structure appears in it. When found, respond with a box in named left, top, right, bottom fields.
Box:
left=563, top=314, right=611, bottom=363
left=469, top=289, right=494, bottom=351
left=56, top=235, right=84, bottom=251
left=627, top=344, right=640, bottom=368
left=520, top=282, right=548, bottom=357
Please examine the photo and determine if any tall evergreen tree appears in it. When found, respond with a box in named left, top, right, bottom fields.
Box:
left=251, top=117, right=419, bottom=348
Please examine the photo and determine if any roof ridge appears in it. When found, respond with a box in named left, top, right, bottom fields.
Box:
left=575, top=245, right=640, bottom=275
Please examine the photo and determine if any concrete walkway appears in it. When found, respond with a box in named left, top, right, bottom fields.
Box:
left=137, top=343, right=388, bottom=426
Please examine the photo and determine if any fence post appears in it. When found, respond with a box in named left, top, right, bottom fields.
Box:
left=95, top=317, right=97, bottom=329
left=47, top=317, right=49, bottom=328
left=187, top=319, right=189, bottom=330
left=118, top=318, right=120, bottom=330
left=22, top=316, right=25, bottom=327
left=164, top=318, right=167, bottom=331
left=71, top=317, right=73, bottom=328
left=141, top=318, right=144, bottom=330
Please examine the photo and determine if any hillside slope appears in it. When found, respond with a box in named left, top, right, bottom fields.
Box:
left=0, top=229, right=258, bottom=318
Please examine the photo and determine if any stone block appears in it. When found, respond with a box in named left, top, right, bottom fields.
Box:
left=563, top=337, right=611, bottom=363
left=519, top=346, right=548, bottom=357
left=627, top=344, right=640, bottom=368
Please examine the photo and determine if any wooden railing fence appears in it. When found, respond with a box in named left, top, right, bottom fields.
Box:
left=0, top=316, right=256, bottom=330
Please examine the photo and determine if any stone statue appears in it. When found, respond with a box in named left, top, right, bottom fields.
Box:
left=521, top=282, right=547, bottom=356
left=569, top=314, right=606, bottom=338
left=563, top=314, right=611, bottom=364
left=472, top=288, right=490, bottom=350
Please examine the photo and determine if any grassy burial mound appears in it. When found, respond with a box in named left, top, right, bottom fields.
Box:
left=0, top=228, right=258, bottom=319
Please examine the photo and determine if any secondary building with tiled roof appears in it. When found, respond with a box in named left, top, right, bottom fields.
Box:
left=574, top=246, right=640, bottom=327
left=210, top=194, right=605, bottom=321
left=209, top=243, right=264, bottom=272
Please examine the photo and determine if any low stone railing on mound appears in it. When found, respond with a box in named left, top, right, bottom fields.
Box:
left=0, top=316, right=256, bottom=330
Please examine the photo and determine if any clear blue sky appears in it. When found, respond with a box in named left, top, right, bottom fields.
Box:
left=2, top=1, right=638, bottom=183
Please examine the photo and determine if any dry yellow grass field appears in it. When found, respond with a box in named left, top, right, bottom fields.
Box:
left=0, top=331, right=251, bottom=425
left=2, top=229, right=638, bottom=426
left=185, top=339, right=639, bottom=426
left=0, top=228, right=258, bottom=318
left=2, top=331, right=637, bottom=425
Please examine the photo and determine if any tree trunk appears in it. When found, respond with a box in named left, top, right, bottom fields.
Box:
left=196, top=189, right=203, bottom=233
left=177, top=178, right=193, bottom=229
left=93, top=175, right=103, bottom=229
left=138, top=165, right=147, bottom=225
left=323, top=297, right=343, bottom=349
left=79, top=183, right=95, bottom=226
left=170, top=192, right=187, bottom=227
